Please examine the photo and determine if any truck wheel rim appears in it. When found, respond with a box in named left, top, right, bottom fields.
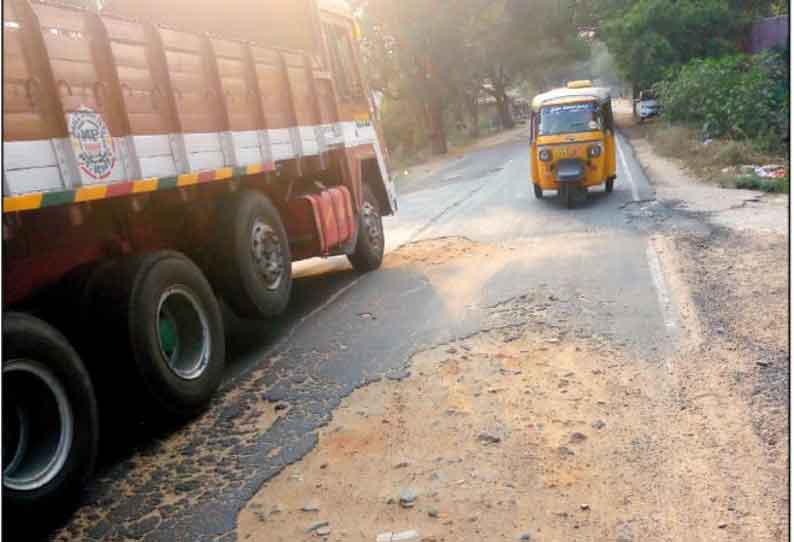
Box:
left=2, top=359, right=74, bottom=492
left=251, top=218, right=285, bottom=291
left=157, top=286, right=211, bottom=381
left=360, top=202, right=383, bottom=252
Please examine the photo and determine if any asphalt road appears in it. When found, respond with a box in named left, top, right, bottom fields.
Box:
left=35, top=131, right=693, bottom=542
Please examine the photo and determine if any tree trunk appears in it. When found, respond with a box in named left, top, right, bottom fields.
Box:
left=465, top=94, right=480, bottom=138
left=414, top=53, right=447, bottom=155
left=496, top=92, right=514, bottom=130
left=453, top=103, right=465, bottom=133
left=490, top=66, right=514, bottom=131
left=428, top=96, right=448, bottom=155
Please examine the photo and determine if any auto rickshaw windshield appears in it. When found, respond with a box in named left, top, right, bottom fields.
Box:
left=539, top=102, right=601, bottom=136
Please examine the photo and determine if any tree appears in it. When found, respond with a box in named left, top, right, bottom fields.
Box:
left=470, top=0, right=590, bottom=129
left=355, top=0, right=482, bottom=154
left=728, top=0, right=789, bottom=17
left=356, top=0, right=588, bottom=155
left=597, top=0, right=745, bottom=90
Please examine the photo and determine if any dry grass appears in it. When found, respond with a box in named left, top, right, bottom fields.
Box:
left=646, top=124, right=776, bottom=172
left=630, top=123, right=775, bottom=172
left=616, top=112, right=787, bottom=191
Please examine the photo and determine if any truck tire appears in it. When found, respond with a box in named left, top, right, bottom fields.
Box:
left=2, top=313, right=99, bottom=510
left=347, top=185, right=385, bottom=272
left=87, top=251, right=225, bottom=417
left=44, top=261, right=115, bottom=348
left=212, top=190, right=292, bottom=319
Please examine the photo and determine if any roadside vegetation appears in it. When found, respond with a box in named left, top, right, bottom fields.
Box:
left=654, top=49, right=789, bottom=153
left=380, top=96, right=507, bottom=172
left=584, top=0, right=789, bottom=192
left=626, top=122, right=789, bottom=193
left=352, top=0, right=591, bottom=166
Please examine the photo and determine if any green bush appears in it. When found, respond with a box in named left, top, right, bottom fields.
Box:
left=734, top=175, right=789, bottom=193
left=654, top=48, right=789, bottom=152
left=602, top=0, right=744, bottom=90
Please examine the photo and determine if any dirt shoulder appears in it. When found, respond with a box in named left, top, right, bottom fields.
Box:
left=619, top=97, right=788, bottom=464
left=622, top=100, right=790, bottom=539
left=614, top=99, right=787, bottom=236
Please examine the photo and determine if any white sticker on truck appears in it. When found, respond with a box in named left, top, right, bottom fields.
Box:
left=67, top=107, right=117, bottom=181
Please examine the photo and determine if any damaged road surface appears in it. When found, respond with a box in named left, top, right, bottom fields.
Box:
left=43, top=135, right=787, bottom=541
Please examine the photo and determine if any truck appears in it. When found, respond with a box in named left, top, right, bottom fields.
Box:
left=2, top=0, right=397, bottom=510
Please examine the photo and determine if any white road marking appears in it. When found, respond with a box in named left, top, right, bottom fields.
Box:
left=618, top=136, right=675, bottom=340
left=617, top=137, right=640, bottom=202
left=645, top=241, right=677, bottom=334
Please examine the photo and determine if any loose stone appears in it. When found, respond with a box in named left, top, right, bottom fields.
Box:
left=306, top=521, right=329, bottom=533
left=478, top=432, right=502, bottom=444
left=399, top=488, right=417, bottom=508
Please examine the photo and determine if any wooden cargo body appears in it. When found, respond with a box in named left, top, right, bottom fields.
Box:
left=2, top=0, right=396, bottom=306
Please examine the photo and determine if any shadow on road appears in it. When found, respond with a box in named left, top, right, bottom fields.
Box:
left=4, top=263, right=363, bottom=541
left=536, top=188, right=612, bottom=210
left=224, top=263, right=359, bottom=381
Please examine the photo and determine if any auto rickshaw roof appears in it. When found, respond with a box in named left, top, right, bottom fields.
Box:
left=531, top=86, right=611, bottom=111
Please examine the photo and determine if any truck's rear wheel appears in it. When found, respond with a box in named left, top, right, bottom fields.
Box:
left=212, top=190, right=292, bottom=319
left=347, top=185, right=385, bottom=272
left=2, top=313, right=98, bottom=509
left=87, top=251, right=225, bottom=417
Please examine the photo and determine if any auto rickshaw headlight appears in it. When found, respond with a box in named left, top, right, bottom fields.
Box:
left=587, top=144, right=602, bottom=158
left=539, top=148, right=552, bottom=161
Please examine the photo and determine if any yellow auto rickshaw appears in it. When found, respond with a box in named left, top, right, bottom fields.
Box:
left=529, top=81, right=617, bottom=208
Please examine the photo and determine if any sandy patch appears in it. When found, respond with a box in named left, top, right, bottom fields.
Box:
left=237, top=318, right=784, bottom=541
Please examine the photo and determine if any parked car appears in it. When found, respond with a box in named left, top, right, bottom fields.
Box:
left=634, top=90, right=660, bottom=121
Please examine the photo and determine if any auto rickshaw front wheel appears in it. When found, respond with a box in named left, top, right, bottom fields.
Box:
left=605, top=178, right=614, bottom=193
left=533, top=184, right=543, bottom=199
left=559, top=184, right=575, bottom=209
